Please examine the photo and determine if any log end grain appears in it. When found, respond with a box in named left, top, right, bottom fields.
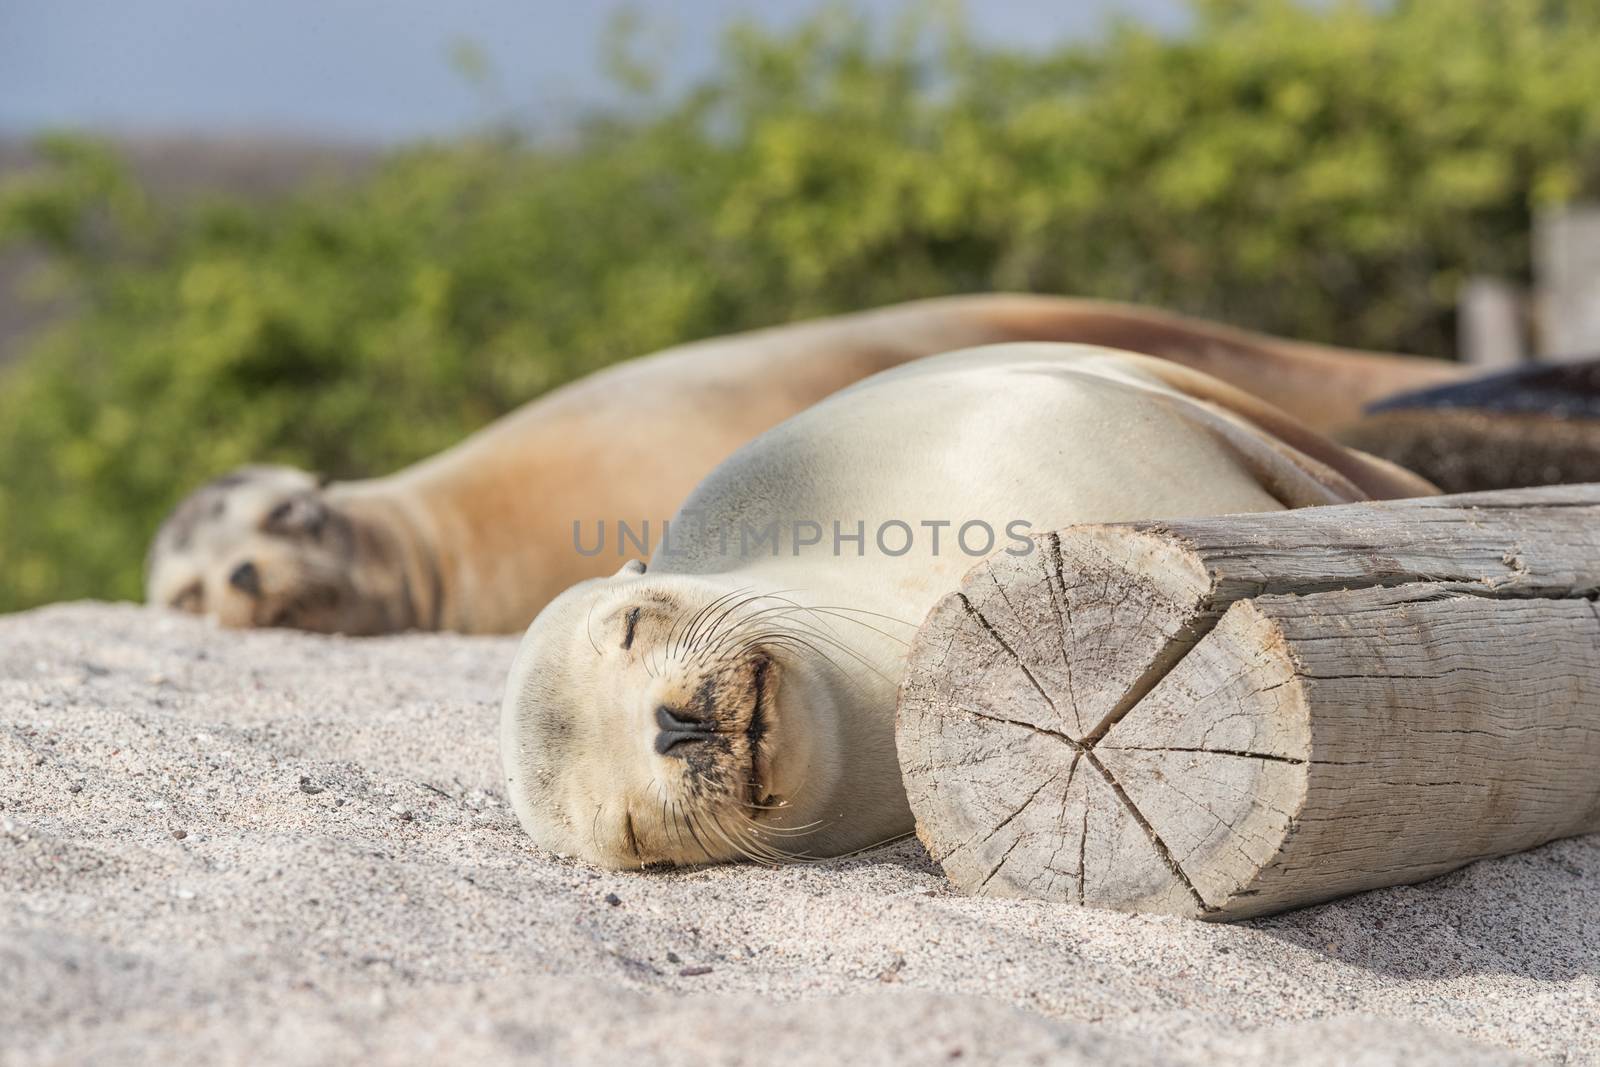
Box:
left=897, top=529, right=1312, bottom=919
left=898, top=490, right=1600, bottom=920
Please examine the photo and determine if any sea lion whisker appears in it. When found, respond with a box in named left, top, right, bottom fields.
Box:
left=690, top=591, right=769, bottom=656
left=725, top=618, right=853, bottom=662
left=728, top=633, right=877, bottom=699
left=742, top=757, right=825, bottom=812
left=709, top=630, right=853, bottom=683
left=735, top=801, right=820, bottom=822
left=680, top=587, right=754, bottom=656
left=680, top=588, right=746, bottom=650
left=681, top=806, right=721, bottom=864
left=667, top=796, right=688, bottom=852
left=662, top=602, right=695, bottom=659
left=584, top=600, right=604, bottom=658
left=665, top=588, right=732, bottom=661
left=663, top=601, right=700, bottom=662
left=694, top=591, right=819, bottom=658
left=771, top=604, right=914, bottom=647
left=713, top=811, right=794, bottom=865
left=719, top=627, right=892, bottom=689
left=703, top=594, right=915, bottom=661
left=697, top=600, right=828, bottom=660
left=745, top=613, right=898, bottom=664
left=737, top=795, right=810, bottom=813
left=721, top=601, right=914, bottom=654
left=705, top=811, right=764, bottom=863
left=825, top=830, right=917, bottom=861
left=697, top=602, right=795, bottom=647
left=750, top=603, right=853, bottom=653
left=694, top=590, right=810, bottom=659
left=698, top=799, right=778, bottom=866
left=785, top=602, right=918, bottom=629
left=734, top=815, right=824, bottom=837
left=730, top=816, right=824, bottom=864
left=745, top=821, right=826, bottom=844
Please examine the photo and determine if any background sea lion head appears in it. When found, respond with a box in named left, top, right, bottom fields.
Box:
left=500, top=561, right=849, bottom=869
left=145, top=465, right=404, bottom=634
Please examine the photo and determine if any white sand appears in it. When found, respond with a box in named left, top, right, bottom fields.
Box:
left=2, top=602, right=1594, bottom=1065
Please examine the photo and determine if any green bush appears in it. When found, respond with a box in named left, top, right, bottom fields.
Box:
left=3, top=0, right=1599, bottom=612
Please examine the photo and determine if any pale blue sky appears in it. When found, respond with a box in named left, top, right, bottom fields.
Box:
left=0, top=1, right=1184, bottom=142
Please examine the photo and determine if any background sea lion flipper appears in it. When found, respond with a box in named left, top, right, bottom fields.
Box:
left=1366, top=357, right=1600, bottom=418
left=1340, top=356, right=1600, bottom=493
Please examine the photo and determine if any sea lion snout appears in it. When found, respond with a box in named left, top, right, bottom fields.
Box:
left=227, top=560, right=261, bottom=597
left=654, top=704, right=715, bottom=756
left=146, top=464, right=422, bottom=634
left=502, top=581, right=827, bottom=868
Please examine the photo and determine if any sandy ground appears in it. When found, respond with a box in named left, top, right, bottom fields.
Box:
left=2, top=602, right=1595, bottom=1066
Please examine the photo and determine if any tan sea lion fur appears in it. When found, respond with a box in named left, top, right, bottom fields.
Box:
left=146, top=295, right=1459, bottom=634
left=499, top=343, right=1435, bottom=868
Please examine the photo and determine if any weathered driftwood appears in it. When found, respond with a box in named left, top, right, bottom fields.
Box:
left=897, top=485, right=1600, bottom=920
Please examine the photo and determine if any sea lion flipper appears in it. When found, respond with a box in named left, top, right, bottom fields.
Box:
left=1344, top=357, right=1600, bottom=493
left=1366, top=357, right=1600, bottom=419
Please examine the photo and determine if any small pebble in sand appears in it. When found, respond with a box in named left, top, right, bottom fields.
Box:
left=603, top=893, right=622, bottom=907
left=666, top=951, right=681, bottom=964
left=298, top=777, right=325, bottom=795
left=67, top=784, right=83, bottom=794
left=678, top=965, right=712, bottom=977
left=171, top=829, right=188, bottom=840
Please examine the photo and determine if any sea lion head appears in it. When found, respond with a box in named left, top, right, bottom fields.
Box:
left=501, top=560, right=863, bottom=869
left=145, top=465, right=410, bottom=634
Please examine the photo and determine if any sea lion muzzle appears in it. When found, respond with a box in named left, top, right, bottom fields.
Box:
left=654, top=704, right=716, bottom=757
left=228, top=560, right=261, bottom=597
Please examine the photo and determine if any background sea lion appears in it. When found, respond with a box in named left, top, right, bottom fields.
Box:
left=500, top=343, right=1435, bottom=869
left=1339, top=358, right=1600, bottom=492
left=147, top=294, right=1460, bottom=635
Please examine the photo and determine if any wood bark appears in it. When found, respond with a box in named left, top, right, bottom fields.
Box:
left=896, top=485, right=1600, bottom=919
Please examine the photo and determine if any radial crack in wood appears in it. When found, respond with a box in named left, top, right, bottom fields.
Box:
left=896, top=486, right=1600, bottom=920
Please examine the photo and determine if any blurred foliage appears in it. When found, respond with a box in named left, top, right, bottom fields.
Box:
left=3, top=0, right=1600, bottom=611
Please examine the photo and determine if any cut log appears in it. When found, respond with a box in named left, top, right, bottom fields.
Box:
left=896, top=485, right=1600, bottom=920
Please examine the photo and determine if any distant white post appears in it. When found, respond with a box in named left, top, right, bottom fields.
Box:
left=1459, top=276, right=1527, bottom=369
left=1536, top=205, right=1600, bottom=361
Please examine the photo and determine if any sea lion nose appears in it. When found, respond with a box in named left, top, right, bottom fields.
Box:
left=654, top=704, right=714, bottom=757
left=228, top=560, right=261, bottom=597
